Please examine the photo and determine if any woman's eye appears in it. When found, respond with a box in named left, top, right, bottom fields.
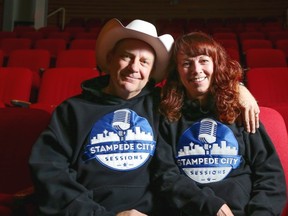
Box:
left=182, top=62, right=190, bottom=68
left=200, top=58, right=210, bottom=64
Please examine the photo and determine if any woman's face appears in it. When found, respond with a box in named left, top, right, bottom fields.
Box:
left=177, top=53, right=214, bottom=100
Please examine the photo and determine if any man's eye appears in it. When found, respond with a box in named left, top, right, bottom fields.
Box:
left=141, top=60, right=149, bottom=65
left=122, top=55, right=131, bottom=61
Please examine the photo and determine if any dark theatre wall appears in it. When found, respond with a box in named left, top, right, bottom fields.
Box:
left=0, top=0, right=287, bottom=29
left=46, top=0, right=288, bottom=24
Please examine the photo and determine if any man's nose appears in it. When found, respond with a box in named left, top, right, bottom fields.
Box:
left=129, top=60, right=140, bottom=72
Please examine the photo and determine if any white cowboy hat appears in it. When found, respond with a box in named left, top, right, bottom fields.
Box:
left=95, top=18, right=174, bottom=82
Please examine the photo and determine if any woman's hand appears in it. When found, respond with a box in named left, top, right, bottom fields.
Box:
left=238, top=85, right=260, bottom=133
left=116, top=209, right=148, bottom=216
left=216, top=204, right=234, bottom=216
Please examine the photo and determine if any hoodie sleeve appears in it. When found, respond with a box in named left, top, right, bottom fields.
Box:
left=152, top=118, right=226, bottom=216
left=244, top=123, right=287, bottom=215
left=29, top=106, right=115, bottom=216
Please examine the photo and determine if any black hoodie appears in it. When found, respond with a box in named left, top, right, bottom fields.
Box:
left=159, top=99, right=287, bottom=216
left=29, top=75, right=163, bottom=215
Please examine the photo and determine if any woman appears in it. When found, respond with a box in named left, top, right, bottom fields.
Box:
left=159, top=32, right=287, bottom=215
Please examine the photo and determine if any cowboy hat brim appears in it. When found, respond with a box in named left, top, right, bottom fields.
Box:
left=95, top=18, right=174, bottom=82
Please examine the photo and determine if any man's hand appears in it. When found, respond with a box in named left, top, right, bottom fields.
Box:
left=238, top=85, right=260, bottom=133
left=116, top=209, right=148, bottom=216
left=216, top=204, right=234, bottom=216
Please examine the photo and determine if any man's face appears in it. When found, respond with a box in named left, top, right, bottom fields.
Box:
left=105, top=39, right=155, bottom=99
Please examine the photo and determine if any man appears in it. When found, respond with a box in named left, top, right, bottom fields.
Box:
left=29, top=18, right=259, bottom=216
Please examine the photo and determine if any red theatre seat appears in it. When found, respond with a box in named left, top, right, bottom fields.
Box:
left=30, top=67, right=99, bottom=113
left=246, top=67, right=288, bottom=106
left=0, top=67, right=33, bottom=107
left=7, top=49, right=51, bottom=90
left=245, top=48, right=287, bottom=69
left=69, top=39, right=96, bottom=50
left=0, top=38, right=32, bottom=58
left=56, top=49, right=96, bottom=68
left=260, top=106, right=288, bottom=216
left=34, top=38, right=67, bottom=59
left=0, top=108, right=51, bottom=216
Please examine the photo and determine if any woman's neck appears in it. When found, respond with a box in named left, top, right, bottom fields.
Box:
left=198, top=99, right=210, bottom=114
left=188, top=94, right=210, bottom=114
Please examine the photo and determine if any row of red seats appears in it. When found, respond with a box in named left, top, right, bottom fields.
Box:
left=0, top=47, right=100, bottom=103
left=213, top=31, right=288, bottom=57
left=0, top=30, right=99, bottom=44
left=0, top=47, right=287, bottom=114
left=0, top=67, right=100, bottom=113
left=212, top=35, right=288, bottom=68
left=218, top=40, right=288, bottom=66
left=5, top=31, right=287, bottom=65
left=5, top=28, right=287, bottom=47
left=212, top=31, right=288, bottom=45
left=157, top=17, right=285, bottom=35
left=0, top=38, right=96, bottom=58
left=2, top=22, right=287, bottom=45
left=0, top=36, right=287, bottom=69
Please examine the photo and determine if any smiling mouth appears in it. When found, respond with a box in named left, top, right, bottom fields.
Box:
left=125, top=76, right=140, bottom=82
left=122, top=73, right=139, bottom=81
left=191, top=77, right=206, bottom=82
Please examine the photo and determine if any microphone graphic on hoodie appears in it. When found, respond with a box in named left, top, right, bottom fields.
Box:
left=112, top=109, right=131, bottom=141
left=198, top=118, right=217, bottom=155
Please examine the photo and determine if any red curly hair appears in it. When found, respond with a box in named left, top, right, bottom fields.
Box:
left=159, top=32, right=243, bottom=123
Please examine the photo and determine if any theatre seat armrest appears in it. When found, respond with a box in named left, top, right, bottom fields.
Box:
left=0, top=187, right=34, bottom=206
left=10, top=100, right=31, bottom=108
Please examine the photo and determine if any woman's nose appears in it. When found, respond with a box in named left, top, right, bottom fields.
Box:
left=190, top=61, right=201, bottom=73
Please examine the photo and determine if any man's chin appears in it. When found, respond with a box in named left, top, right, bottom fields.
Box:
left=122, top=85, right=137, bottom=93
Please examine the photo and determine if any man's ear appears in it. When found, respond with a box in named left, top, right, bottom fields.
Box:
left=106, top=51, right=113, bottom=64
left=104, top=51, right=113, bottom=73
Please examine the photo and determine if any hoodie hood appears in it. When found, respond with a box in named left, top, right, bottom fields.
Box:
left=80, top=75, right=157, bottom=104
